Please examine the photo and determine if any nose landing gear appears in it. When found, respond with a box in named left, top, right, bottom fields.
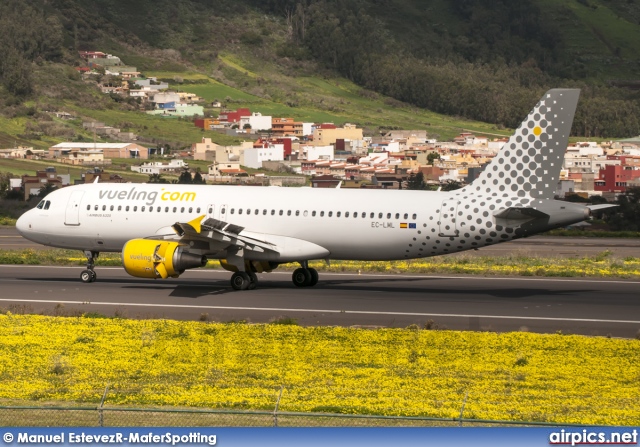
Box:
left=80, top=250, right=99, bottom=283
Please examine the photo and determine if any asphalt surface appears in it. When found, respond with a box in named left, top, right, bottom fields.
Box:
left=1, top=265, right=638, bottom=338
left=2, top=226, right=640, bottom=258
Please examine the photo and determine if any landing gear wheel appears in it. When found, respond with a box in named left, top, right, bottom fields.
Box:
left=80, top=270, right=94, bottom=283
left=308, top=268, right=319, bottom=287
left=90, top=270, right=97, bottom=282
left=292, top=268, right=312, bottom=287
left=247, top=272, right=258, bottom=290
left=230, top=272, right=250, bottom=290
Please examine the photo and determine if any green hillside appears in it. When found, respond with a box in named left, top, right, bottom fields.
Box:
left=1, top=0, right=640, bottom=153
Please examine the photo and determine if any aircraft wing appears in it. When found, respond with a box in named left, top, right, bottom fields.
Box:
left=152, top=215, right=330, bottom=262
left=170, top=215, right=278, bottom=254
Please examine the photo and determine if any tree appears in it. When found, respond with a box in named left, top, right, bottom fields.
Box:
left=177, top=170, right=193, bottom=184
left=609, top=186, right=640, bottom=231
left=192, top=169, right=205, bottom=184
left=441, top=180, right=463, bottom=191
left=427, top=152, right=441, bottom=165
left=147, top=174, right=169, bottom=184
left=407, top=172, right=427, bottom=190
left=38, top=183, right=57, bottom=198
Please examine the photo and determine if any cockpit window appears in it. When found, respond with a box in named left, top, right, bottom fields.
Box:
left=43, top=201, right=51, bottom=210
left=36, top=200, right=45, bottom=209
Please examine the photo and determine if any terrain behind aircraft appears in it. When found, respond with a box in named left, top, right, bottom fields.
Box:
left=16, top=89, right=610, bottom=290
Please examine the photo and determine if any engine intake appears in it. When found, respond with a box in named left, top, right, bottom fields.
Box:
left=122, top=239, right=207, bottom=279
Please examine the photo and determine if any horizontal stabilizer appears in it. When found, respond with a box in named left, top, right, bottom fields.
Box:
left=587, top=204, right=618, bottom=211
left=494, top=207, right=549, bottom=220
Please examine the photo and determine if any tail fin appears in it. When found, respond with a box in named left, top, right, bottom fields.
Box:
left=460, top=89, right=580, bottom=203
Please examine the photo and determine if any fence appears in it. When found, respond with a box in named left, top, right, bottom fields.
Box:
left=0, top=387, right=595, bottom=427
left=0, top=406, right=593, bottom=428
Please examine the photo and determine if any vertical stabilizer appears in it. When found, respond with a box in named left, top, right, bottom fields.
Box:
left=460, top=89, right=580, bottom=203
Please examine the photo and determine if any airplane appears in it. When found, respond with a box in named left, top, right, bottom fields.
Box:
left=16, top=88, right=612, bottom=290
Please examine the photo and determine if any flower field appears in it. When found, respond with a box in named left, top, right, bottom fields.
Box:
left=0, top=314, right=638, bottom=425
left=1, top=249, right=640, bottom=278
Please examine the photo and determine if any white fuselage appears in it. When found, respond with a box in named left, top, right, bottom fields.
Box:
left=17, top=183, right=482, bottom=261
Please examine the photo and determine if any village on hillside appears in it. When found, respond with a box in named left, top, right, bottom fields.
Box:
left=2, top=51, right=640, bottom=200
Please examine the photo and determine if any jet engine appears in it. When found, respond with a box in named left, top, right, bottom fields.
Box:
left=122, top=239, right=207, bottom=279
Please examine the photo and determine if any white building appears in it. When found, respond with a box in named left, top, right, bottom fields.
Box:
left=239, top=113, right=272, bottom=132
left=131, top=159, right=188, bottom=174
left=244, top=146, right=284, bottom=169
left=301, top=145, right=334, bottom=161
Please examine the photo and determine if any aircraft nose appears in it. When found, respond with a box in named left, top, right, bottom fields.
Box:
left=15, top=212, right=30, bottom=236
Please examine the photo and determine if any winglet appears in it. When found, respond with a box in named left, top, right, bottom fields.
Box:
left=188, top=215, right=206, bottom=234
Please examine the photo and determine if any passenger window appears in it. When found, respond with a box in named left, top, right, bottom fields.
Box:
left=379, top=213, right=383, bottom=219
left=404, top=213, right=408, bottom=219
left=239, top=209, right=243, bottom=215
left=149, top=207, right=153, bottom=213
left=287, top=210, right=291, bottom=216
left=337, top=212, right=342, bottom=217
left=157, top=206, right=161, bottom=212
left=328, top=211, right=333, bottom=217
left=412, top=213, right=417, bottom=220
left=361, top=212, right=365, bottom=218
left=126, top=206, right=129, bottom=212
left=165, top=207, right=169, bottom=212
left=263, top=209, right=267, bottom=215
left=395, top=213, right=399, bottom=219
left=279, top=210, right=283, bottom=216
left=320, top=211, right=325, bottom=217
left=118, top=206, right=122, bottom=211
left=181, top=207, right=185, bottom=213
left=271, top=210, right=275, bottom=215
left=86, top=205, right=91, bottom=211
left=142, top=206, right=146, bottom=212
left=110, top=205, right=114, bottom=211
left=387, top=213, right=391, bottom=219
left=221, top=208, right=225, bottom=214
left=345, top=212, right=350, bottom=217
left=312, top=211, right=316, bottom=217
left=231, top=209, right=235, bottom=214
left=189, top=207, right=193, bottom=213
left=303, top=210, right=308, bottom=217
left=246, top=209, right=250, bottom=215
left=255, top=209, right=259, bottom=215
left=134, top=206, right=138, bottom=212
left=296, top=210, right=300, bottom=216
left=102, top=205, right=106, bottom=211
left=208, top=207, right=213, bottom=214
left=196, top=208, right=201, bottom=213
left=370, top=212, right=374, bottom=218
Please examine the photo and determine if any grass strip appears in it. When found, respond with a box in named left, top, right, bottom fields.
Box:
left=0, top=314, right=637, bottom=425
left=1, top=249, right=639, bottom=278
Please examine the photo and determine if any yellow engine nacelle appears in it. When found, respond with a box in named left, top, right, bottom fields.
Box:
left=122, top=239, right=207, bottom=279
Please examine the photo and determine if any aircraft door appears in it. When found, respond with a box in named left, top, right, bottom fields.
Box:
left=219, top=204, right=228, bottom=221
left=64, top=191, right=85, bottom=226
left=439, top=198, right=460, bottom=237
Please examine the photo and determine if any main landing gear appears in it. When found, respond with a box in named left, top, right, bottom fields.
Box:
left=230, top=271, right=258, bottom=291
left=228, top=261, right=319, bottom=290
left=292, top=261, right=319, bottom=288
left=80, top=250, right=99, bottom=283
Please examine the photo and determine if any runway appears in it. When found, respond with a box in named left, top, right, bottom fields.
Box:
left=2, top=226, right=640, bottom=257
left=0, top=265, right=638, bottom=338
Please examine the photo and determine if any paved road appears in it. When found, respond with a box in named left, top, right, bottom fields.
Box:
left=1, top=266, right=638, bottom=338
left=2, top=226, right=639, bottom=258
